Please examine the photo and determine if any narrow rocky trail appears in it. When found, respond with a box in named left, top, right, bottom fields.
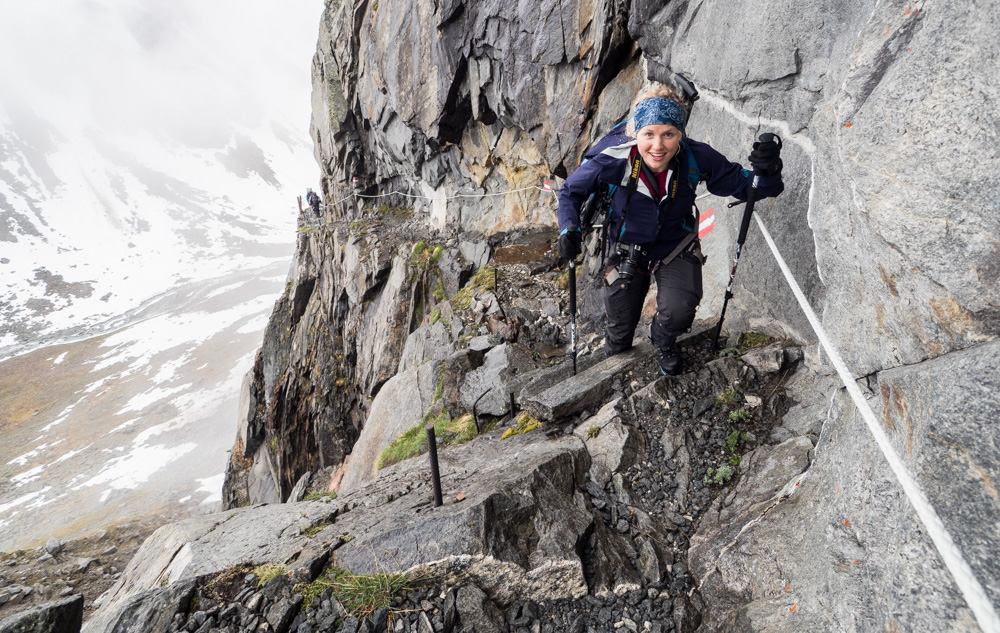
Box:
left=97, top=320, right=812, bottom=633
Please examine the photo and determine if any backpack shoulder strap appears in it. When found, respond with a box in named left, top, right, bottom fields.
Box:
left=682, top=141, right=700, bottom=193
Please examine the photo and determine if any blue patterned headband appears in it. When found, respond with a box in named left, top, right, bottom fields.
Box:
left=633, top=98, right=686, bottom=134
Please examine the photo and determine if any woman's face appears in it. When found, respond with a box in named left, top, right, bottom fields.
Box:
left=636, top=124, right=682, bottom=173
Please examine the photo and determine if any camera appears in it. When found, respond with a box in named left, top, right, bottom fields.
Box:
left=617, top=243, right=644, bottom=288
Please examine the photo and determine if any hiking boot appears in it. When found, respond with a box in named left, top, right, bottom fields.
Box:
left=658, top=346, right=682, bottom=376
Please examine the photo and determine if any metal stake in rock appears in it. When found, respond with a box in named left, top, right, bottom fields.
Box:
left=426, top=424, right=443, bottom=507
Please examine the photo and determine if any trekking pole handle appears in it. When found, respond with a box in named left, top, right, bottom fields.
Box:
left=736, top=175, right=760, bottom=246
left=758, top=132, right=782, bottom=149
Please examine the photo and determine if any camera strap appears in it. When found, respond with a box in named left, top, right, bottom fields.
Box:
left=616, top=150, right=643, bottom=241
left=617, top=148, right=681, bottom=243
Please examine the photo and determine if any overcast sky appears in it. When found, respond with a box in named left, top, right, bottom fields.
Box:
left=0, top=0, right=324, bottom=146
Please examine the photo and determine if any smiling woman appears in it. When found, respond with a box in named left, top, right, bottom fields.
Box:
left=556, top=80, right=785, bottom=376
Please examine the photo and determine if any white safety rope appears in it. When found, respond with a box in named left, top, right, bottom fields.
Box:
left=754, top=214, right=1000, bottom=633
left=323, top=183, right=549, bottom=209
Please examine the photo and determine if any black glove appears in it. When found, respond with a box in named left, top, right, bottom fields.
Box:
left=558, top=226, right=582, bottom=262
left=748, top=133, right=783, bottom=176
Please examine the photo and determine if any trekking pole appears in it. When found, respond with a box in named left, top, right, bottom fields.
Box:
left=568, top=260, right=577, bottom=375
left=712, top=133, right=780, bottom=349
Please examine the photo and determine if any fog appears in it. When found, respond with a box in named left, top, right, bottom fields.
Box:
left=0, top=0, right=323, bottom=147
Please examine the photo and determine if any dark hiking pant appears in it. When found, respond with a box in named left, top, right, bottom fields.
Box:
left=603, top=250, right=703, bottom=356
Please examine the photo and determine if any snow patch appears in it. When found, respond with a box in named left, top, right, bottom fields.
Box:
left=196, top=473, right=225, bottom=505
left=0, top=487, right=54, bottom=524
left=117, top=384, right=191, bottom=416
left=11, top=464, right=46, bottom=486
left=73, top=443, right=198, bottom=491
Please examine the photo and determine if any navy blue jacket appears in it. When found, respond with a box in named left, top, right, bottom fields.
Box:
left=557, top=129, right=784, bottom=261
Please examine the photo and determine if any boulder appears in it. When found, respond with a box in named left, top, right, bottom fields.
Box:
left=459, top=343, right=539, bottom=417
left=94, top=581, right=195, bottom=633
left=45, top=537, right=64, bottom=557
left=0, top=594, right=83, bottom=633
left=327, top=429, right=643, bottom=602
left=440, top=347, right=486, bottom=417
left=740, top=345, right=786, bottom=375
left=248, top=447, right=281, bottom=506
left=288, top=471, right=311, bottom=503
left=436, top=248, right=473, bottom=299
left=573, top=399, right=647, bottom=487
left=398, top=322, right=453, bottom=373
left=455, top=585, right=504, bottom=633
left=459, top=240, right=491, bottom=272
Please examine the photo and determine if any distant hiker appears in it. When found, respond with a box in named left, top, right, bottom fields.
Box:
left=557, top=83, right=784, bottom=375
left=306, top=189, right=321, bottom=217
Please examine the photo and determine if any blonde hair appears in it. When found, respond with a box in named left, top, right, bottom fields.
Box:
left=625, top=83, right=689, bottom=138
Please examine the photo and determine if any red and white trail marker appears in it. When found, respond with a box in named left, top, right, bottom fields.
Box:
left=698, top=208, right=716, bottom=239
left=351, top=177, right=358, bottom=186
left=543, top=180, right=552, bottom=192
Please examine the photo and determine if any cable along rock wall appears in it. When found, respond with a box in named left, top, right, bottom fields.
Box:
left=240, top=0, right=998, bottom=631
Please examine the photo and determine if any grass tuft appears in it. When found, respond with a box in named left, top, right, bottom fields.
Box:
left=725, top=430, right=749, bottom=453
left=297, top=566, right=425, bottom=616
left=453, top=266, right=496, bottom=310
left=300, top=520, right=333, bottom=538
left=254, top=563, right=289, bottom=587
left=375, top=414, right=479, bottom=472
left=304, top=491, right=338, bottom=502
left=703, top=464, right=735, bottom=486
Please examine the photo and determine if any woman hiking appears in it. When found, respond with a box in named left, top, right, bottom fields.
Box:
left=556, top=82, right=784, bottom=375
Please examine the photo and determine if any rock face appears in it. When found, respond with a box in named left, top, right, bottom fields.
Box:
left=311, top=0, right=998, bottom=368
left=0, top=595, right=82, bottom=633
left=312, top=0, right=636, bottom=234
left=221, top=215, right=493, bottom=508
left=337, top=359, right=443, bottom=493
left=688, top=340, right=1000, bottom=632
left=211, top=0, right=999, bottom=630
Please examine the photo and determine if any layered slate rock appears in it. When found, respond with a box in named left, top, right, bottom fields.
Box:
left=322, top=429, right=643, bottom=603
left=0, top=595, right=83, bottom=633
left=524, top=341, right=655, bottom=421
left=91, top=428, right=644, bottom=631
left=573, top=398, right=647, bottom=487
left=459, top=342, right=541, bottom=417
